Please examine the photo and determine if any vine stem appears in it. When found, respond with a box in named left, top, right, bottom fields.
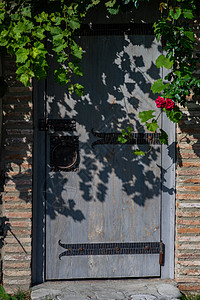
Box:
left=156, top=110, right=162, bottom=121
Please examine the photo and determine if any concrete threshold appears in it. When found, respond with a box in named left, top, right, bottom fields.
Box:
left=31, top=279, right=182, bottom=300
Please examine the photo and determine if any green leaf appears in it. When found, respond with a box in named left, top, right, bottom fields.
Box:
left=13, top=22, right=26, bottom=35
left=92, top=0, right=101, bottom=4
left=184, top=31, right=194, bottom=41
left=40, top=12, right=48, bottom=21
left=15, top=60, right=30, bottom=75
left=70, top=41, right=82, bottom=59
left=139, top=110, right=155, bottom=123
left=105, top=0, right=116, bottom=7
left=159, top=129, right=168, bottom=145
left=54, top=68, right=69, bottom=86
left=121, top=129, right=128, bottom=136
left=19, top=73, right=30, bottom=86
left=0, top=284, right=5, bottom=295
left=74, top=83, right=84, bottom=97
left=126, top=126, right=133, bottom=133
left=133, top=149, right=145, bottom=156
left=146, top=119, right=159, bottom=132
left=169, top=7, right=182, bottom=20
left=33, top=42, right=48, bottom=56
left=52, top=42, right=67, bottom=53
left=118, top=135, right=128, bottom=144
left=33, top=27, right=45, bottom=39
left=68, top=18, right=81, bottom=30
left=107, top=7, right=120, bottom=14
left=68, top=62, right=83, bottom=76
left=183, top=9, right=194, bottom=19
left=16, top=48, right=29, bottom=63
left=165, top=107, right=182, bottom=123
left=156, top=55, right=173, bottom=70
left=68, top=84, right=74, bottom=94
left=21, top=6, right=31, bottom=18
left=151, top=79, right=169, bottom=94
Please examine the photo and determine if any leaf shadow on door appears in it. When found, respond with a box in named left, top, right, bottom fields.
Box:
left=45, top=33, right=175, bottom=229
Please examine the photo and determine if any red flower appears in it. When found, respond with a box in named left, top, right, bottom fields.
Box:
left=165, top=98, right=174, bottom=110
left=155, top=96, right=165, bottom=108
left=155, top=96, right=174, bottom=111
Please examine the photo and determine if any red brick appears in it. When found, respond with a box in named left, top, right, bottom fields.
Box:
left=4, top=95, right=32, bottom=102
left=177, top=170, right=200, bottom=176
left=178, top=144, right=200, bottom=149
left=182, top=270, right=200, bottom=276
left=4, top=244, right=31, bottom=253
left=4, top=254, right=31, bottom=261
left=178, top=178, right=200, bottom=184
left=7, top=221, right=31, bottom=228
left=177, top=186, right=200, bottom=191
left=4, top=202, right=32, bottom=209
left=179, top=152, right=200, bottom=159
left=3, top=261, right=31, bottom=269
left=176, top=194, right=200, bottom=199
left=177, top=228, right=200, bottom=234
left=177, top=253, right=200, bottom=258
left=7, top=87, right=32, bottom=93
left=4, top=269, right=31, bottom=277
left=5, top=212, right=32, bottom=218
left=4, top=186, right=32, bottom=192
left=178, top=285, right=200, bottom=292
left=177, top=211, right=200, bottom=217
left=3, top=195, right=32, bottom=202
left=177, top=219, right=200, bottom=225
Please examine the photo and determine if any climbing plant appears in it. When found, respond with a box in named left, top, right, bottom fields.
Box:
left=115, top=0, right=200, bottom=155
left=0, top=0, right=199, bottom=155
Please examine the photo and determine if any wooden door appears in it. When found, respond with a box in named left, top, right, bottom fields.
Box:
left=44, top=25, right=163, bottom=280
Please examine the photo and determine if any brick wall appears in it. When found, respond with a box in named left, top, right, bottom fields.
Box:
left=175, top=20, right=200, bottom=293
left=1, top=54, right=33, bottom=292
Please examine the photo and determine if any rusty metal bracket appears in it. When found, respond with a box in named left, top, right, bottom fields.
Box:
left=159, top=241, right=165, bottom=266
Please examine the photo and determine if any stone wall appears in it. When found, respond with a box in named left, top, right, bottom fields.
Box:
left=175, top=20, right=200, bottom=293
left=1, top=54, right=33, bottom=292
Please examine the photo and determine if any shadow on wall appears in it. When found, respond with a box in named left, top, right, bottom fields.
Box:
left=177, top=100, right=200, bottom=167
left=0, top=54, right=32, bottom=254
left=43, top=32, right=175, bottom=223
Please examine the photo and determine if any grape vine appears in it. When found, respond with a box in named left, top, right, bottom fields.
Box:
left=0, top=0, right=199, bottom=155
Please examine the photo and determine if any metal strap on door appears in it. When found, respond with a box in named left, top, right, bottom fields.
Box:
left=58, top=240, right=164, bottom=266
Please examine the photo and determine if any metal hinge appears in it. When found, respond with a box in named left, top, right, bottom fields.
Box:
left=159, top=241, right=165, bottom=266
left=38, top=119, right=76, bottom=132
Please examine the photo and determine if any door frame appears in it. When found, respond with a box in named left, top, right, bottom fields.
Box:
left=32, top=67, right=176, bottom=286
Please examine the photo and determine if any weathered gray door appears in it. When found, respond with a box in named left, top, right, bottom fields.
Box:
left=44, top=27, right=163, bottom=279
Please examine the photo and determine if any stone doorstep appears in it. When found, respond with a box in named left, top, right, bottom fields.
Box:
left=31, top=279, right=182, bottom=300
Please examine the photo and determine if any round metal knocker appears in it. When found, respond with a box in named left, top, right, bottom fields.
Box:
left=52, top=143, right=78, bottom=170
